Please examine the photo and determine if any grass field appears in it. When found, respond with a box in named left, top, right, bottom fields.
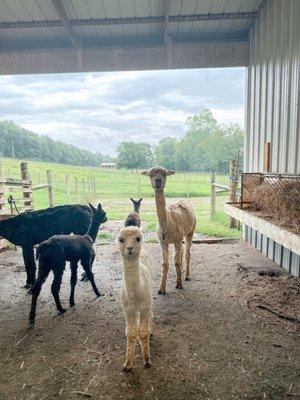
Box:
left=0, top=157, right=240, bottom=238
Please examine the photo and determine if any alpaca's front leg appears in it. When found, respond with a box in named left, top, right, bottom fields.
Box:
left=158, top=241, right=169, bottom=295
left=139, top=310, right=152, bottom=368
left=22, top=245, right=36, bottom=289
left=123, top=311, right=139, bottom=372
left=174, top=241, right=183, bottom=289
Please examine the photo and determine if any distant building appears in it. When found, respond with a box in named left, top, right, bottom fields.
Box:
left=100, top=162, right=116, bottom=169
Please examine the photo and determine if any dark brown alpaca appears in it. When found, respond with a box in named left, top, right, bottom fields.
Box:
left=125, top=198, right=143, bottom=228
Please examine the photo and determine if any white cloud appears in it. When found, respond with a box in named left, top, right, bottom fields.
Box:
left=0, top=68, right=245, bottom=156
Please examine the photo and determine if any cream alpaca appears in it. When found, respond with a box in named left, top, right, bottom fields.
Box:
left=142, top=166, right=196, bottom=294
left=118, top=226, right=153, bottom=371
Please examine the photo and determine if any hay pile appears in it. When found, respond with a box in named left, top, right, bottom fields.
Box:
left=250, top=180, right=300, bottom=233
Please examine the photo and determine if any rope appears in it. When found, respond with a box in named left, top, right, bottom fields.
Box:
left=8, top=195, right=19, bottom=214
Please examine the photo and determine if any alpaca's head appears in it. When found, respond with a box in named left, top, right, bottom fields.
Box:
left=141, top=166, right=175, bottom=191
left=118, top=226, right=142, bottom=259
left=130, top=198, right=143, bottom=213
left=89, top=203, right=107, bottom=224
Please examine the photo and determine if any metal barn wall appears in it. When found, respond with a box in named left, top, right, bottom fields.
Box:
left=244, top=0, right=300, bottom=277
left=245, top=0, right=300, bottom=174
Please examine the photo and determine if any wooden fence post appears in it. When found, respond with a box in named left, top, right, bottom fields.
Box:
left=75, top=177, right=79, bottom=203
left=82, top=178, right=86, bottom=200
left=65, top=175, right=71, bottom=203
left=229, top=160, right=238, bottom=228
left=46, top=170, right=54, bottom=207
left=21, top=162, right=33, bottom=210
left=93, top=177, right=97, bottom=197
left=138, top=174, right=141, bottom=195
left=186, top=175, right=190, bottom=198
left=210, top=171, right=216, bottom=220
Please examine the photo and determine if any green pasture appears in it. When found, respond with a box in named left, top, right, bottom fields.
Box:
left=0, top=157, right=240, bottom=238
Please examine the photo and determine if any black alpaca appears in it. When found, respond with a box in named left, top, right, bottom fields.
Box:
left=29, top=203, right=107, bottom=325
left=0, top=205, right=92, bottom=288
left=125, top=198, right=143, bottom=227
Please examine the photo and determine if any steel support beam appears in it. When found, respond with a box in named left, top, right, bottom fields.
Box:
left=51, top=0, right=80, bottom=48
left=164, top=0, right=171, bottom=45
left=0, top=41, right=249, bottom=75
left=0, top=12, right=257, bottom=30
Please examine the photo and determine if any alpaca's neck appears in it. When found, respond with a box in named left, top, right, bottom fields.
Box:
left=87, top=217, right=101, bottom=243
left=122, top=257, right=141, bottom=286
left=154, top=189, right=168, bottom=232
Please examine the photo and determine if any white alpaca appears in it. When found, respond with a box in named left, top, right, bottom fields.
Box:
left=142, top=167, right=196, bottom=294
left=118, top=226, right=153, bottom=371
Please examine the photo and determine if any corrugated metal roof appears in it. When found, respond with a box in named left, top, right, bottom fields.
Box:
left=0, top=0, right=264, bottom=49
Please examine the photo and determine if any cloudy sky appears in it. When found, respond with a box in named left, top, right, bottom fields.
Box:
left=0, top=68, right=245, bottom=156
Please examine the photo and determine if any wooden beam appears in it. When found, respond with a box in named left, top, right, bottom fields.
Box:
left=224, top=204, right=300, bottom=255
left=51, top=0, right=80, bottom=48
left=0, top=41, right=249, bottom=75
left=164, top=0, right=171, bottom=45
left=263, top=142, right=271, bottom=172
left=0, top=12, right=258, bottom=30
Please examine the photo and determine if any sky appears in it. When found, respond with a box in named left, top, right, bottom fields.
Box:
left=0, top=68, right=245, bottom=156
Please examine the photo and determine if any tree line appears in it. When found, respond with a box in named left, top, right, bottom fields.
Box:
left=117, top=109, right=244, bottom=172
left=0, top=120, right=112, bottom=167
left=0, top=109, right=244, bottom=172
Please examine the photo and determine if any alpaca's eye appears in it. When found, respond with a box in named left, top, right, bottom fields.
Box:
left=136, top=237, right=141, bottom=242
left=119, top=237, right=124, bottom=243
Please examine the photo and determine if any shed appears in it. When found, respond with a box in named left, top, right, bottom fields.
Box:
left=0, top=0, right=299, bottom=275
left=100, top=162, right=116, bottom=169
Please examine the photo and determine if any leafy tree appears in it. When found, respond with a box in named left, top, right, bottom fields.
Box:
left=155, top=137, right=177, bottom=169
left=202, top=123, right=244, bottom=172
left=176, top=109, right=218, bottom=171
left=116, top=142, right=154, bottom=169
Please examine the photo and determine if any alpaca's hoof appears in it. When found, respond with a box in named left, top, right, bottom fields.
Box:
left=123, top=365, right=133, bottom=373
left=59, top=308, right=67, bottom=314
left=28, top=318, right=35, bottom=326
left=95, top=291, right=101, bottom=298
left=24, top=283, right=33, bottom=290
left=70, top=301, right=75, bottom=307
left=158, top=288, right=166, bottom=295
left=185, top=276, right=191, bottom=281
left=175, top=283, right=183, bottom=289
left=81, top=273, right=89, bottom=282
left=27, top=287, right=33, bottom=295
left=144, top=361, right=152, bottom=369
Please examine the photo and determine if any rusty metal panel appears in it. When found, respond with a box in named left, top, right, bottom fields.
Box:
left=245, top=0, right=300, bottom=175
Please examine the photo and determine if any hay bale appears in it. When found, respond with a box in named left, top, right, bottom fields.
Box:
left=250, top=180, right=300, bottom=233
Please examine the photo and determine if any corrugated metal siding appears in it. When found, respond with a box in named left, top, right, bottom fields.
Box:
left=245, top=0, right=300, bottom=174
left=244, top=0, right=300, bottom=277
left=244, top=225, right=300, bottom=277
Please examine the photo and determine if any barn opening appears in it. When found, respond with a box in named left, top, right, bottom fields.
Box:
left=0, top=1, right=299, bottom=399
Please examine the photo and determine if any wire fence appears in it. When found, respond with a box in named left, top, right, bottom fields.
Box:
left=1, top=163, right=229, bottom=210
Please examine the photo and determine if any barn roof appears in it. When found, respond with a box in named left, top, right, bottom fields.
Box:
left=0, top=0, right=265, bottom=74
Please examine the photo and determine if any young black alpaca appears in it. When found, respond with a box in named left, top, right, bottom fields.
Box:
left=125, top=198, right=143, bottom=227
left=28, top=203, right=107, bottom=325
left=0, top=205, right=92, bottom=288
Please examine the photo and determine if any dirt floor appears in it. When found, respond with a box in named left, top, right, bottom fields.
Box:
left=0, top=240, right=299, bottom=400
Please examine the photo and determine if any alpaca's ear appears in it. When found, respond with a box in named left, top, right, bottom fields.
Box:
left=130, top=198, right=134, bottom=203
left=141, top=170, right=149, bottom=176
left=97, top=203, right=102, bottom=211
left=138, top=198, right=143, bottom=203
left=89, top=203, right=97, bottom=212
left=166, top=170, right=175, bottom=176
